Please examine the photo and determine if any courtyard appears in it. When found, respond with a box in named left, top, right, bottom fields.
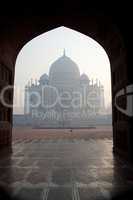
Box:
left=0, top=126, right=133, bottom=200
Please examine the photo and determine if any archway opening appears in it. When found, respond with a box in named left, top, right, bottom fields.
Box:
left=13, top=26, right=112, bottom=140
left=10, top=26, right=114, bottom=199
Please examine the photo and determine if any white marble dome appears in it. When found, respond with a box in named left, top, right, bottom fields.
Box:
left=49, top=51, right=80, bottom=86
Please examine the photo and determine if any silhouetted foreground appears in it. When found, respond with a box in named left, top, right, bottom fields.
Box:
left=0, top=185, right=12, bottom=200
left=1, top=185, right=133, bottom=200
left=112, top=190, right=133, bottom=200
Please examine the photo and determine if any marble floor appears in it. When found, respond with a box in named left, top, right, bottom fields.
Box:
left=0, top=138, right=133, bottom=200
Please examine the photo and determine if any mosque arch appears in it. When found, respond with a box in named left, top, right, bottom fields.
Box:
left=0, top=15, right=131, bottom=161
left=14, top=26, right=111, bottom=129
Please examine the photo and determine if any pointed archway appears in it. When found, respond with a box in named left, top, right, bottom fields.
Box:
left=0, top=15, right=131, bottom=161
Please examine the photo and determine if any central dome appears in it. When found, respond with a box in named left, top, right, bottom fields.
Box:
left=49, top=51, right=80, bottom=86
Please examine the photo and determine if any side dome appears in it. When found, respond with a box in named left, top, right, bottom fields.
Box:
left=49, top=52, right=80, bottom=86
left=80, top=73, right=90, bottom=82
left=39, top=73, right=49, bottom=85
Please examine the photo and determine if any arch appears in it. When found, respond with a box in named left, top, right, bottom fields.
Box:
left=14, top=26, right=111, bottom=126
left=0, top=15, right=131, bottom=161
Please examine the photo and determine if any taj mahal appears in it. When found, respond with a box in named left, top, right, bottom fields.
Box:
left=24, top=50, right=105, bottom=128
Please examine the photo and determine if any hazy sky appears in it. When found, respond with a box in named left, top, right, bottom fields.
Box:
left=13, top=26, right=111, bottom=114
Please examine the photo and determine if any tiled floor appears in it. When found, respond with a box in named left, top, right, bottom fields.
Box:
left=0, top=138, right=133, bottom=200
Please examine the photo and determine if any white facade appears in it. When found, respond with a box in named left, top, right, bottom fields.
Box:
left=24, top=51, right=105, bottom=128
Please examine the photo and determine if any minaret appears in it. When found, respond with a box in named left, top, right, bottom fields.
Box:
left=35, top=79, right=38, bottom=86
left=63, top=48, right=66, bottom=56
left=31, top=78, right=33, bottom=85
left=92, top=78, right=93, bottom=86
left=96, top=78, right=98, bottom=86
left=24, top=84, right=30, bottom=115
left=100, top=84, right=105, bottom=113
left=99, top=80, right=100, bottom=87
left=27, top=81, right=30, bottom=88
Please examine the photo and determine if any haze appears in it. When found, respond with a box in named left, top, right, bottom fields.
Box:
left=13, top=26, right=111, bottom=114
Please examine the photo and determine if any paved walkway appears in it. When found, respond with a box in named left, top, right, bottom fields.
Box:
left=0, top=137, right=133, bottom=200
left=12, top=126, right=112, bottom=140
